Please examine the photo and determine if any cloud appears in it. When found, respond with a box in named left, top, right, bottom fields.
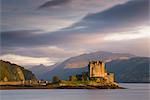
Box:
left=66, top=0, right=149, bottom=34
left=1, top=29, right=106, bottom=49
left=1, top=46, right=85, bottom=60
left=104, top=26, right=150, bottom=41
left=36, top=0, right=129, bottom=21
left=2, top=0, right=129, bottom=32
left=99, top=37, right=150, bottom=57
left=1, top=0, right=149, bottom=66
left=38, top=0, right=70, bottom=9
left=0, top=54, right=56, bottom=66
left=1, top=30, right=75, bottom=47
left=1, top=0, right=49, bottom=12
left=1, top=0, right=149, bottom=49
left=2, top=0, right=148, bottom=47
left=1, top=14, right=74, bottom=32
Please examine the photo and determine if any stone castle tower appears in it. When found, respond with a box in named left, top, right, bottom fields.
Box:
left=88, top=60, right=114, bottom=83
left=89, top=61, right=106, bottom=78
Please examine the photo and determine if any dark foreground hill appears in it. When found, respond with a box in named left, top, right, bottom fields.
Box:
left=0, top=60, right=36, bottom=82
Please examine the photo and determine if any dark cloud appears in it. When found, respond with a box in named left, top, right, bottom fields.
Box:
left=38, top=0, right=70, bottom=9
left=66, top=0, right=149, bottom=33
left=1, top=30, right=79, bottom=48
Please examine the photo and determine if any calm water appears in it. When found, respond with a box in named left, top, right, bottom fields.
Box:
left=0, top=83, right=149, bottom=100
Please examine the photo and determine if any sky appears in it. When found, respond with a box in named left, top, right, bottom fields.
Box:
left=0, top=0, right=150, bottom=66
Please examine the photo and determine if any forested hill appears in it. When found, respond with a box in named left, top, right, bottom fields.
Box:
left=0, top=60, right=36, bottom=82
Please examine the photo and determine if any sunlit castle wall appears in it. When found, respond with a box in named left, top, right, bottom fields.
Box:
left=88, top=61, right=106, bottom=78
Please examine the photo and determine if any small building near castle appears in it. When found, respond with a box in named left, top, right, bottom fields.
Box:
left=88, top=60, right=114, bottom=83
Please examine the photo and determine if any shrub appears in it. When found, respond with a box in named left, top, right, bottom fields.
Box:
left=52, top=76, right=60, bottom=83
left=69, top=75, right=77, bottom=81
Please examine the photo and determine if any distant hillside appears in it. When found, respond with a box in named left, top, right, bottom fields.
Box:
left=106, top=57, right=150, bottom=83
left=0, top=60, right=36, bottom=82
left=59, top=51, right=135, bottom=69
left=29, top=64, right=49, bottom=80
left=39, top=51, right=135, bottom=81
left=29, top=63, right=60, bottom=80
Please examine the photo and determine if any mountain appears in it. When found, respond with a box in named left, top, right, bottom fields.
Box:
left=29, top=64, right=49, bottom=79
left=40, top=51, right=135, bottom=81
left=106, top=57, right=150, bottom=83
left=29, top=63, right=59, bottom=80
left=56, top=51, right=135, bottom=69
left=0, top=60, right=36, bottom=82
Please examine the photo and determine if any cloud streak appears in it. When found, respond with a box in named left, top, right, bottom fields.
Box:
left=0, top=54, right=56, bottom=66
left=66, top=0, right=149, bottom=33
left=2, top=0, right=129, bottom=32
left=38, top=0, right=70, bottom=9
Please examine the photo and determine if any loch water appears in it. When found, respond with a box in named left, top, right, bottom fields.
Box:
left=0, top=83, right=149, bottom=100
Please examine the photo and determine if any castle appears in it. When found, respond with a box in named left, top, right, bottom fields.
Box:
left=88, top=60, right=114, bottom=83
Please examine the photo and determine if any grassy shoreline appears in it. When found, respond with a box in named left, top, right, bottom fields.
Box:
left=0, top=81, right=125, bottom=90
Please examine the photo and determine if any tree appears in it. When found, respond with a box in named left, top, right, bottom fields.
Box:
left=82, top=72, right=88, bottom=81
left=52, top=76, right=60, bottom=83
left=69, top=75, right=77, bottom=81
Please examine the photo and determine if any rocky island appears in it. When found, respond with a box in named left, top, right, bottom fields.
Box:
left=0, top=60, right=123, bottom=89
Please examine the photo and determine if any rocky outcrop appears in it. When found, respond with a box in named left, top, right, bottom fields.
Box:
left=0, top=60, right=36, bottom=82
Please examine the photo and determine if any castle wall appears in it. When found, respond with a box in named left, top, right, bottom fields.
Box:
left=89, top=61, right=106, bottom=78
left=107, top=73, right=114, bottom=83
left=88, top=60, right=114, bottom=83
